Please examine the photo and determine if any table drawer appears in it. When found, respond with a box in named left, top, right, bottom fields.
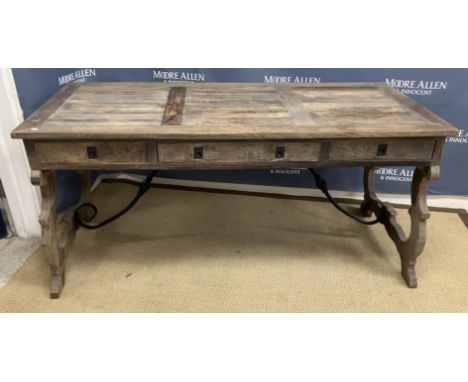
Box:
left=329, top=139, right=435, bottom=161
left=35, top=141, right=147, bottom=165
left=157, top=142, right=321, bottom=163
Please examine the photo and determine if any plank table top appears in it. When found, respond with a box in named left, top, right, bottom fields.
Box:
left=11, top=82, right=458, bottom=141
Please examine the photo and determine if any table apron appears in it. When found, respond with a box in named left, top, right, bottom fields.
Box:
left=25, top=138, right=444, bottom=171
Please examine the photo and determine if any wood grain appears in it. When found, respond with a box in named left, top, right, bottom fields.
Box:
left=329, top=139, right=435, bottom=161
left=360, top=166, right=438, bottom=288
left=158, top=141, right=321, bottom=163
left=35, top=141, right=147, bottom=165
left=161, top=87, right=186, bottom=125
left=11, top=82, right=459, bottom=140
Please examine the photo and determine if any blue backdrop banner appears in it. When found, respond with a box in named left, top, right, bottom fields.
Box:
left=12, top=69, right=468, bottom=211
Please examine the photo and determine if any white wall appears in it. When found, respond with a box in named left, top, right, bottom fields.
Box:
left=0, top=69, right=41, bottom=237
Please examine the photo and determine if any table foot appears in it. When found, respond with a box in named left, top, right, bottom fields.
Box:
left=50, top=268, right=65, bottom=299
left=361, top=166, right=439, bottom=288
left=401, top=260, right=417, bottom=288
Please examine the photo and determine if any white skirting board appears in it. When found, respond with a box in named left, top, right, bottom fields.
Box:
left=94, top=172, right=468, bottom=212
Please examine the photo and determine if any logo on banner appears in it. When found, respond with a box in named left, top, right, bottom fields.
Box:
left=152, top=70, right=205, bottom=82
left=446, top=128, right=468, bottom=144
left=264, top=75, right=321, bottom=84
left=270, top=169, right=302, bottom=175
left=58, top=69, right=96, bottom=86
left=376, top=168, right=414, bottom=182
left=385, top=78, right=448, bottom=96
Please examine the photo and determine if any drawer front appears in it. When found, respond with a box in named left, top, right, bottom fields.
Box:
left=35, top=141, right=147, bottom=165
left=329, top=139, right=435, bottom=161
left=158, top=142, right=321, bottom=163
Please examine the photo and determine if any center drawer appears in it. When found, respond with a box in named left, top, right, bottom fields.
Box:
left=157, top=142, right=321, bottom=163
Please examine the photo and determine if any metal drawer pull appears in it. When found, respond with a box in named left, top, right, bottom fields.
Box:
left=87, top=146, right=98, bottom=159
left=193, top=147, right=204, bottom=159
left=275, top=146, right=285, bottom=159
left=377, top=144, right=388, bottom=156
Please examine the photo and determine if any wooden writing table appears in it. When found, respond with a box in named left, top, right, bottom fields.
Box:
left=11, top=82, right=458, bottom=298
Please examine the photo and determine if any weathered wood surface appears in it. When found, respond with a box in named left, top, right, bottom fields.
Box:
left=31, top=169, right=93, bottom=298
left=360, top=166, right=438, bottom=288
left=158, top=141, right=321, bottom=163
left=11, top=82, right=458, bottom=140
left=24, top=138, right=440, bottom=170
left=329, top=139, right=435, bottom=161
left=11, top=82, right=460, bottom=295
left=35, top=141, right=148, bottom=165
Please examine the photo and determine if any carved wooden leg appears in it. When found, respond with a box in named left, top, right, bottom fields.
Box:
left=32, top=170, right=64, bottom=298
left=31, top=170, right=94, bottom=298
left=360, top=166, right=439, bottom=288
left=360, top=166, right=379, bottom=218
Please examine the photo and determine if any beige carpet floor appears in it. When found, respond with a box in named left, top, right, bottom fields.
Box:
left=0, top=183, right=467, bottom=312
